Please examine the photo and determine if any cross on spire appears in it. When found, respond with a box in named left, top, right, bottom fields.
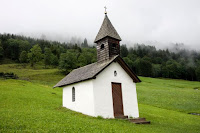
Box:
left=104, top=6, right=107, bottom=14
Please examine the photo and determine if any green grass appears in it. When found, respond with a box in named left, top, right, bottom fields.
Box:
left=0, top=64, right=63, bottom=86
left=137, top=77, right=200, bottom=113
left=0, top=64, right=200, bottom=132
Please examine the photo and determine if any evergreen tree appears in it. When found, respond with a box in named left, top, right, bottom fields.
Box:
left=81, top=38, right=88, bottom=47
left=120, top=44, right=128, bottom=57
left=196, top=65, right=200, bottom=81
left=6, top=39, right=20, bottom=60
left=138, top=58, right=152, bottom=77
left=186, top=67, right=196, bottom=81
left=123, top=57, right=134, bottom=69
left=51, top=54, right=59, bottom=66
left=165, top=60, right=182, bottom=79
left=152, top=64, right=161, bottom=77
left=0, top=41, right=3, bottom=59
left=1, top=33, right=200, bottom=81
left=44, top=47, right=52, bottom=68
left=19, top=51, right=28, bottom=63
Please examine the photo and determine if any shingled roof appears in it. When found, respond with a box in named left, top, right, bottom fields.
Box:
left=94, top=14, right=121, bottom=43
left=54, top=55, right=141, bottom=88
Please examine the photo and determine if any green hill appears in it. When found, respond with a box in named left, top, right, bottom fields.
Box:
left=0, top=64, right=200, bottom=132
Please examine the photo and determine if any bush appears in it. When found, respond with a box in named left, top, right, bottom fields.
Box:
left=0, top=72, right=18, bottom=79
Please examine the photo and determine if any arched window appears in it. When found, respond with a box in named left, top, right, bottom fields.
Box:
left=72, top=87, right=75, bottom=102
left=101, top=44, right=104, bottom=49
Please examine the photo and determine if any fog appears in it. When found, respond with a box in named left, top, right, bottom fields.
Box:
left=0, top=0, right=200, bottom=50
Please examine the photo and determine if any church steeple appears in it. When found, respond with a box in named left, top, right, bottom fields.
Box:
left=94, top=14, right=121, bottom=43
left=95, top=11, right=122, bottom=62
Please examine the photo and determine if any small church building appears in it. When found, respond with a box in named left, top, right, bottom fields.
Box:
left=54, top=11, right=141, bottom=118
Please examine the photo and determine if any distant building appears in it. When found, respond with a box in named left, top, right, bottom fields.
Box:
left=54, top=11, right=141, bottom=118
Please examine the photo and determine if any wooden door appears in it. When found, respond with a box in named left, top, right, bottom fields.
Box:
left=112, top=82, right=124, bottom=117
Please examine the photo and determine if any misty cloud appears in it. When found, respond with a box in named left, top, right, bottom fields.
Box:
left=0, top=0, right=200, bottom=49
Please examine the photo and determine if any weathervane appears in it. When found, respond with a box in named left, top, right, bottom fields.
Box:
left=104, top=6, right=107, bottom=14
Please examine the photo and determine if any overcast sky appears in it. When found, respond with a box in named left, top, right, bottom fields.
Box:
left=0, top=0, right=200, bottom=49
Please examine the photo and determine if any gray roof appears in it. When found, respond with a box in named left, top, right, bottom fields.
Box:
left=94, top=14, right=121, bottom=43
left=54, top=56, right=118, bottom=88
left=54, top=55, right=141, bottom=88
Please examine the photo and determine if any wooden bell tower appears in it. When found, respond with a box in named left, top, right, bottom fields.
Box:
left=94, top=8, right=122, bottom=62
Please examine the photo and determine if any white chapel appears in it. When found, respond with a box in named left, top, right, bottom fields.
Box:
left=54, top=11, right=141, bottom=118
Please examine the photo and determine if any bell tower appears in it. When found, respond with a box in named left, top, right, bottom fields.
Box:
left=94, top=9, right=122, bottom=62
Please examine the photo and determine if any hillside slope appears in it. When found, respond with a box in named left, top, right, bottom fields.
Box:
left=0, top=64, right=200, bottom=132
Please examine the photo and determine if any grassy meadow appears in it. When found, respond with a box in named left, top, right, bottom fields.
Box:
left=0, top=64, right=200, bottom=132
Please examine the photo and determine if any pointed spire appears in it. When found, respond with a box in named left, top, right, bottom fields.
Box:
left=94, top=13, right=121, bottom=43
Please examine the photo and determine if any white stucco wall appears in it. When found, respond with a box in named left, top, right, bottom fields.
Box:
left=62, top=80, right=95, bottom=116
left=93, top=62, right=139, bottom=118
left=62, top=61, right=139, bottom=118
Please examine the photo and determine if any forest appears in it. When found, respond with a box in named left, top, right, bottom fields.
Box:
left=0, top=33, right=200, bottom=81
